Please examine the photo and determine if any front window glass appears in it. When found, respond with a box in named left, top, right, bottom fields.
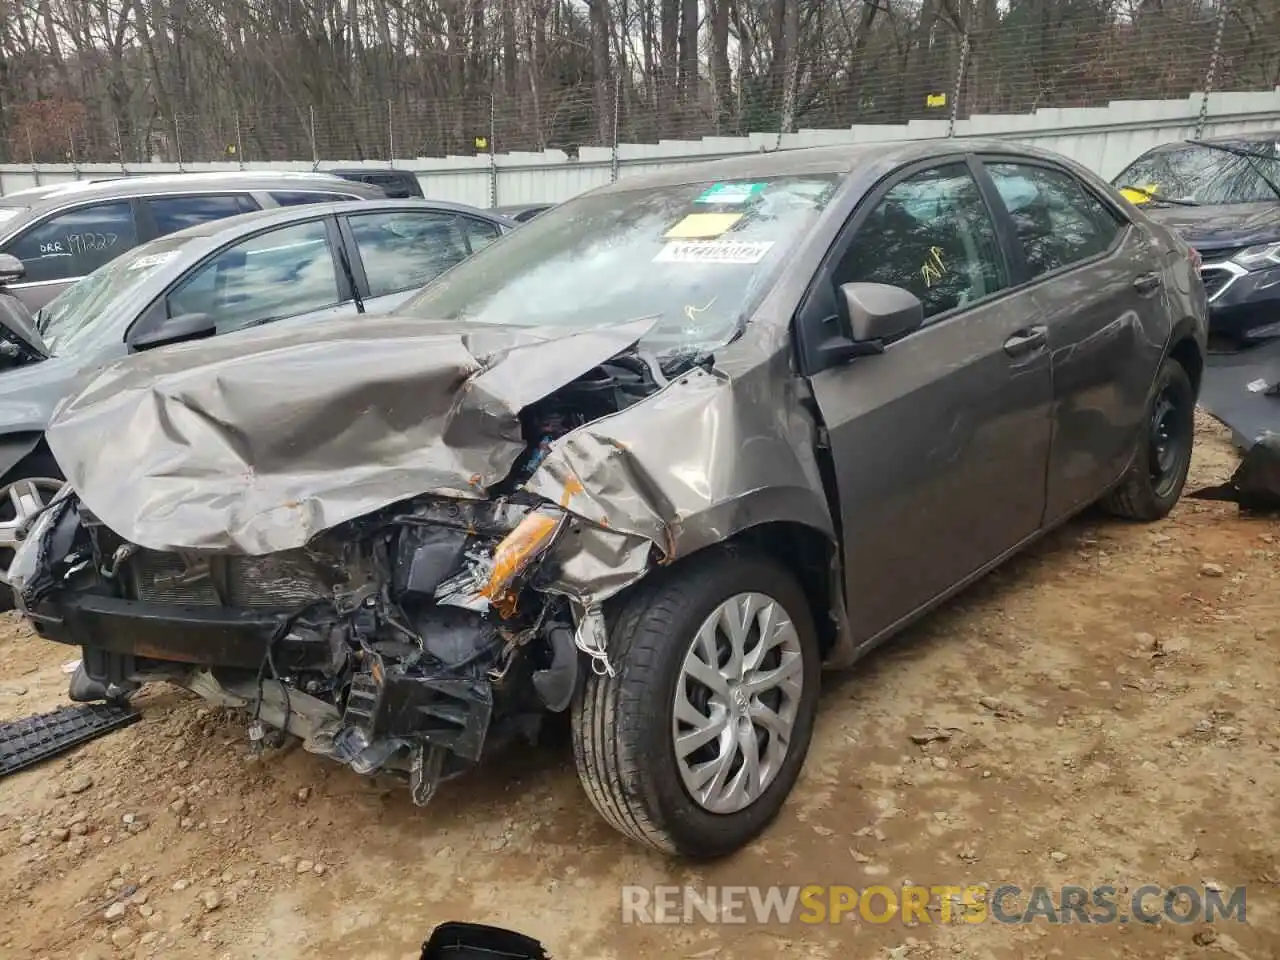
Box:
left=166, top=219, right=340, bottom=334
left=2, top=201, right=138, bottom=283
left=40, top=236, right=193, bottom=354
left=1114, top=141, right=1280, bottom=205
left=399, top=175, right=841, bottom=352
left=834, top=164, right=1009, bottom=321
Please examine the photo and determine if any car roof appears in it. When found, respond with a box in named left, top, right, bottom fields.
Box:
left=0, top=171, right=384, bottom=210
left=161, top=197, right=516, bottom=241
left=589, top=138, right=1094, bottom=195
left=1202, top=131, right=1280, bottom=145
left=1141, top=132, right=1280, bottom=153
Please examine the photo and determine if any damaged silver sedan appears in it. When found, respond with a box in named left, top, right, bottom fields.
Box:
left=11, top=140, right=1207, bottom=858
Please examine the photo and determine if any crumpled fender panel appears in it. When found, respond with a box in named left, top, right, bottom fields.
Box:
left=45, top=315, right=656, bottom=554
left=530, top=347, right=836, bottom=598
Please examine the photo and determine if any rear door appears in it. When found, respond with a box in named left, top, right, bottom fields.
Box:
left=800, top=158, right=1054, bottom=645
left=339, top=209, right=496, bottom=312
left=977, top=158, right=1166, bottom=522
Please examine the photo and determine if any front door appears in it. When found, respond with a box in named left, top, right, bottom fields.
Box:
left=803, top=160, right=1055, bottom=645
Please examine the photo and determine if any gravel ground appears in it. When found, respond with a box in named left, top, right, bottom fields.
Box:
left=0, top=414, right=1277, bottom=960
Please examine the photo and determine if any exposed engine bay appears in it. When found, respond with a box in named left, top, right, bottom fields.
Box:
left=17, top=352, right=698, bottom=804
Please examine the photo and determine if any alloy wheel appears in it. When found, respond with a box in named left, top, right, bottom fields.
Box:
left=671, top=591, right=805, bottom=814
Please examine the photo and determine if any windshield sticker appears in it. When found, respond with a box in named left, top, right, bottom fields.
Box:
left=920, top=246, right=947, bottom=287
left=695, top=182, right=767, bottom=205
left=683, top=296, right=718, bottom=324
left=1119, top=184, right=1158, bottom=205
left=664, top=212, right=743, bottom=239
left=653, top=239, right=774, bottom=264
left=128, top=251, right=178, bottom=271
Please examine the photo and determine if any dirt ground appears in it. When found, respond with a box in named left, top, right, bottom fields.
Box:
left=1, top=414, right=1277, bottom=960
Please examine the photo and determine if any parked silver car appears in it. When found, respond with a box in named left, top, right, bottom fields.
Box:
left=0, top=199, right=513, bottom=602
left=13, top=139, right=1206, bottom=859
left=0, top=171, right=386, bottom=311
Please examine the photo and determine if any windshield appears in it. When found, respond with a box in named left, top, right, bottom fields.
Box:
left=399, top=174, right=841, bottom=351
left=1114, top=140, right=1280, bottom=205
left=40, top=236, right=193, bottom=355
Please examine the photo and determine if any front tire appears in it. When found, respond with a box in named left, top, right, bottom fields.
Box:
left=572, top=546, right=822, bottom=858
left=1103, top=357, right=1195, bottom=521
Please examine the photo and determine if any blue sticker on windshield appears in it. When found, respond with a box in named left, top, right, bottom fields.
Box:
left=696, top=182, right=767, bottom=204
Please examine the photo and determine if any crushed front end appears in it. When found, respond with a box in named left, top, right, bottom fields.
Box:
left=13, top=355, right=672, bottom=804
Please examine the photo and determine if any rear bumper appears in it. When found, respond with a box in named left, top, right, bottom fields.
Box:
left=29, top=593, right=332, bottom=672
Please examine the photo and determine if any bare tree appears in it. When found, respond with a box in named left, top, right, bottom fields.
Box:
left=1, top=0, right=1277, bottom=163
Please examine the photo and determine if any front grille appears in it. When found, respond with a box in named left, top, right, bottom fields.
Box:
left=1201, top=266, right=1235, bottom=299
left=127, top=550, right=331, bottom=609
left=1196, top=244, right=1250, bottom=263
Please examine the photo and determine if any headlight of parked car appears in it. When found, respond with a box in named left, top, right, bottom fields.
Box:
left=1232, top=243, right=1280, bottom=270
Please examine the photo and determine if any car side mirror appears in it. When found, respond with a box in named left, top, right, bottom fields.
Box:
left=0, top=254, right=25, bottom=285
left=841, top=282, right=924, bottom=343
left=129, top=312, right=216, bottom=351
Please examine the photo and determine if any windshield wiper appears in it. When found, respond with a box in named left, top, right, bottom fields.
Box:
left=1186, top=139, right=1280, bottom=202
left=1117, top=184, right=1200, bottom=207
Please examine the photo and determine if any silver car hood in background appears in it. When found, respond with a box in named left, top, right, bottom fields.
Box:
left=46, top=314, right=656, bottom=553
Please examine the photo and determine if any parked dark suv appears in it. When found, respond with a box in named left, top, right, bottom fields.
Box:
left=0, top=172, right=384, bottom=311
left=326, top=168, right=425, bottom=199
left=1113, top=134, right=1280, bottom=347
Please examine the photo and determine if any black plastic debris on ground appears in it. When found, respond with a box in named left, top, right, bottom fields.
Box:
left=1191, top=433, right=1280, bottom=512
left=0, top=702, right=140, bottom=778
left=1201, top=338, right=1280, bottom=451
left=421, top=922, right=550, bottom=960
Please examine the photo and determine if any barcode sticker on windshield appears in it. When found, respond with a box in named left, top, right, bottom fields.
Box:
left=654, top=240, right=774, bottom=264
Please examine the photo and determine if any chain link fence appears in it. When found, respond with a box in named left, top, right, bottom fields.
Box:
left=4, top=2, right=1279, bottom=170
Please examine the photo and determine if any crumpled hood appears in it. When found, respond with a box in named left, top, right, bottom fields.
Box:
left=1143, top=202, right=1280, bottom=250
left=46, top=313, right=656, bottom=554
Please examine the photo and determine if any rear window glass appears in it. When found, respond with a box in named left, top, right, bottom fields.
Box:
left=147, top=194, right=258, bottom=236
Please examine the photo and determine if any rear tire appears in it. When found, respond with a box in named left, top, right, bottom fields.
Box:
left=1103, top=357, right=1195, bottom=521
left=572, top=546, right=822, bottom=858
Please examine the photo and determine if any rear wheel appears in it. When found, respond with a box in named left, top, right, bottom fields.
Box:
left=572, top=547, right=822, bottom=858
left=1103, top=357, right=1195, bottom=521
left=0, top=456, right=64, bottom=611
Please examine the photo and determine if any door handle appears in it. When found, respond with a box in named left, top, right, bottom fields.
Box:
left=1003, top=326, right=1047, bottom=358
left=1133, top=272, right=1162, bottom=295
